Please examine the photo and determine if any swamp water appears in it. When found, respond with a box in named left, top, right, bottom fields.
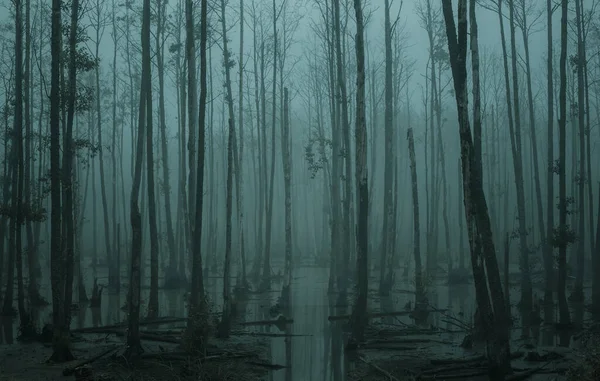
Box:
left=0, top=265, right=593, bottom=380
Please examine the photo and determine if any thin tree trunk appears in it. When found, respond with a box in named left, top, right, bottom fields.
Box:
left=282, top=88, right=292, bottom=289
left=186, top=0, right=208, bottom=345
left=49, top=0, right=74, bottom=362
left=545, top=0, right=555, bottom=305
left=571, top=0, right=585, bottom=302
left=145, top=0, right=160, bottom=319
left=407, top=129, right=423, bottom=300
left=126, top=0, right=151, bottom=358
left=261, top=0, right=278, bottom=291
left=350, top=0, right=368, bottom=342
left=556, top=0, right=571, bottom=326
left=442, top=1, right=511, bottom=377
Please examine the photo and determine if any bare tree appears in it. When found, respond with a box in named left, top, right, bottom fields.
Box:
left=49, top=0, right=75, bottom=362
left=441, top=0, right=511, bottom=377
left=350, top=0, right=368, bottom=343
left=125, top=0, right=152, bottom=358
left=556, top=0, right=570, bottom=326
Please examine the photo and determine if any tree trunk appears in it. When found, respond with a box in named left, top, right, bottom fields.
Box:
left=186, top=0, right=208, bottom=347
left=556, top=0, right=570, bottom=326
left=350, top=0, right=368, bottom=342
left=218, top=0, right=236, bottom=337
left=237, top=0, right=247, bottom=287
left=379, top=0, right=394, bottom=296
left=442, top=1, right=511, bottom=377
left=145, top=2, right=160, bottom=319
left=507, top=0, right=531, bottom=312
left=545, top=0, right=555, bottom=306
left=407, top=129, right=423, bottom=300
left=261, top=0, right=278, bottom=291
left=49, top=0, right=74, bottom=362
left=282, top=88, right=292, bottom=289
left=111, top=0, right=120, bottom=294
left=126, top=0, right=151, bottom=359
left=571, top=0, right=585, bottom=302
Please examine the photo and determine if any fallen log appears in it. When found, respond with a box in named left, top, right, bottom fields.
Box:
left=238, top=316, right=293, bottom=331
left=419, top=370, right=489, bottom=380
left=358, top=354, right=401, bottom=381
left=328, top=310, right=447, bottom=322
left=430, top=351, right=524, bottom=366
left=246, top=361, right=288, bottom=370
left=233, top=332, right=310, bottom=337
left=63, top=345, right=119, bottom=376
left=72, top=328, right=181, bottom=344
left=506, top=360, right=553, bottom=381
left=71, top=317, right=187, bottom=333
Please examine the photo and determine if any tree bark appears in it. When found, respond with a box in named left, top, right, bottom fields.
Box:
left=49, top=0, right=74, bottom=362
left=125, top=0, right=151, bottom=359
left=282, top=88, right=292, bottom=289
left=186, top=0, right=208, bottom=347
left=571, top=0, right=585, bottom=302
left=442, top=1, right=511, bottom=377
left=407, top=129, right=423, bottom=300
left=350, top=0, right=368, bottom=343
left=556, top=0, right=570, bottom=326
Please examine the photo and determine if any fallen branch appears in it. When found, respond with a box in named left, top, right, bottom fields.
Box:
left=361, top=345, right=414, bottom=351
left=364, top=338, right=450, bottom=346
left=429, top=351, right=524, bottom=366
left=72, top=327, right=180, bottom=344
left=246, top=361, right=288, bottom=370
left=233, top=332, right=310, bottom=337
left=506, top=360, right=553, bottom=381
left=358, top=354, right=400, bottom=381
left=419, top=370, right=488, bottom=380
left=71, top=317, right=187, bottom=333
left=63, top=345, right=119, bottom=376
left=328, top=310, right=447, bottom=322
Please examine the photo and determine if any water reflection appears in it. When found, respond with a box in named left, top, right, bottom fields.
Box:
left=3, top=267, right=596, bottom=381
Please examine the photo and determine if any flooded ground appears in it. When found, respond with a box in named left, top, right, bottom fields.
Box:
left=0, top=263, right=596, bottom=380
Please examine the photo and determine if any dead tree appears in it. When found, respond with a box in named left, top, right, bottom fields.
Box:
left=407, top=129, right=423, bottom=301
left=350, top=0, right=368, bottom=343
left=125, top=0, right=152, bottom=359
left=186, top=0, right=208, bottom=347
left=49, top=0, right=75, bottom=362
left=556, top=0, right=571, bottom=326
left=441, top=0, right=511, bottom=378
left=218, top=0, right=236, bottom=338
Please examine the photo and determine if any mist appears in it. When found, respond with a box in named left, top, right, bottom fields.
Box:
left=0, top=0, right=599, bottom=380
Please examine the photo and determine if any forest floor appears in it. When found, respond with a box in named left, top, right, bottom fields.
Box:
left=345, top=320, right=599, bottom=381
left=0, top=326, right=271, bottom=381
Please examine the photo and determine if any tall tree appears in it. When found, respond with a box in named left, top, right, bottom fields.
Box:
left=379, top=0, right=394, bottom=295
left=261, top=0, right=279, bottom=291
left=571, top=0, right=585, bottom=302
left=442, top=0, right=511, bottom=377
left=146, top=0, right=162, bottom=320
left=282, top=87, right=293, bottom=292
left=62, top=0, right=81, bottom=331
left=556, top=0, right=571, bottom=325
left=186, top=0, right=208, bottom=346
left=350, top=0, right=368, bottom=343
left=126, top=0, right=151, bottom=358
left=49, top=0, right=74, bottom=362
left=218, top=0, right=236, bottom=338
left=156, top=0, right=178, bottom=288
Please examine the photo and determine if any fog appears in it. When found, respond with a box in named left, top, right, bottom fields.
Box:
left=0, top=0, right=599, bottom=380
